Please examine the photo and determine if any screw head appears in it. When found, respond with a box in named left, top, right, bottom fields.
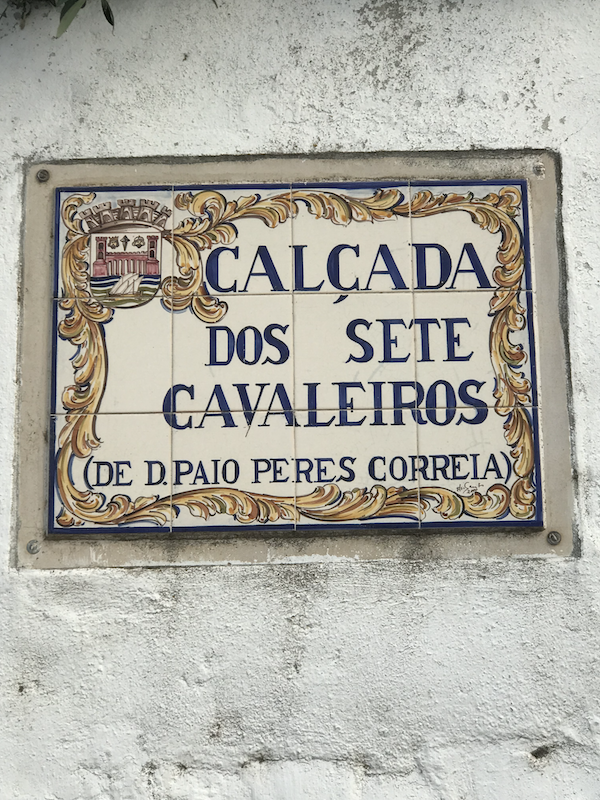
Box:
left=26, top=539, right=41, bottom=554
left=36, top=169, right=50, bottom=183
left=547, top=530, right=561, bottom=546
left=533, top=162, right=545, bottom=177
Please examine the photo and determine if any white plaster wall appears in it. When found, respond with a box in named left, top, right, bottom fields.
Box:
left=1, top=1, right=600, bottom=797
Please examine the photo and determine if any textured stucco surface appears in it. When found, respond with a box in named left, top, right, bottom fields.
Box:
left=1, top=1, right=600, bottom=797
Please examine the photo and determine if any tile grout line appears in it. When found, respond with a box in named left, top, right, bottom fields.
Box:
left=50, top=404, right=536, bottom=417
left=290, top=182, right=299, bottom=535
left=408, top=180, right=423, bottom=532
left=169, top=184, right=175, bottom=535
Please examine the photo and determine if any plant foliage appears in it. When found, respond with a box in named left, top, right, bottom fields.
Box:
left=6, top=0, right=217, bottom=35
left=53, top=0, right=114, bottom=36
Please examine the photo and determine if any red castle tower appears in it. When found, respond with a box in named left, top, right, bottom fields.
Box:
left=92, top=234, right=160, bottom=278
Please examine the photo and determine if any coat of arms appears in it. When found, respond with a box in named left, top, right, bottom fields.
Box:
left=78, top=197, right=171, bottom=308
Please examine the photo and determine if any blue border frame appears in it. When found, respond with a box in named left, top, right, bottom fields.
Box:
left=48, top=179, right=542, bottom=535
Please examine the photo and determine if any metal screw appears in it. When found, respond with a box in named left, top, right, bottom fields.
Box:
left=533, top=162, right=545, bottom=177
left=547, top=530, right=561, bottom=545
left=26, top=539, right=41, bottom=554
left=36, top=169, right=50, bottom=183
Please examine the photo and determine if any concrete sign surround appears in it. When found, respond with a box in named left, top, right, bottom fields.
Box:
left=17, top=153, right=573, bottom=567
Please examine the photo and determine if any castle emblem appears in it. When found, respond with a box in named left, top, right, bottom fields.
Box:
left=78, top=198, right=172, bottom=308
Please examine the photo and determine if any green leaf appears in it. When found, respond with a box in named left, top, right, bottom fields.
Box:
left=59, top=0, right=86, bottom=17
left=101, top=0, right=114, bottom=27
left=56, top=0, right=87, bottom=37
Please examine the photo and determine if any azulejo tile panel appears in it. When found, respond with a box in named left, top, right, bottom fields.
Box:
left=50, top=413, right=172, bottom=534
left=409, top=182, right=531, bottom=292
left=291, top=182, right=412, bottom=294
left=55, top=187, right=175, bottom=300
left=292, top=291, right=417, bottom=411
left=50, top=178, right=542, bottom=535
left=292, top=410, right=420, bottom=530
left=412, top=290, right=535, bottom=409
left=172, top=292, right=294, bottom=414
left=171, top=184, right=294, bottom=296
left=52, top=297, right=173, bottom=416
left=415, top=406, right=542, bottom=528
left=170, top=410, right=296, bottom=532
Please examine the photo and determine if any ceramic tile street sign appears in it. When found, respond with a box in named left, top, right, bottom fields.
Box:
left=49, top=179, right=542, bottom=535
